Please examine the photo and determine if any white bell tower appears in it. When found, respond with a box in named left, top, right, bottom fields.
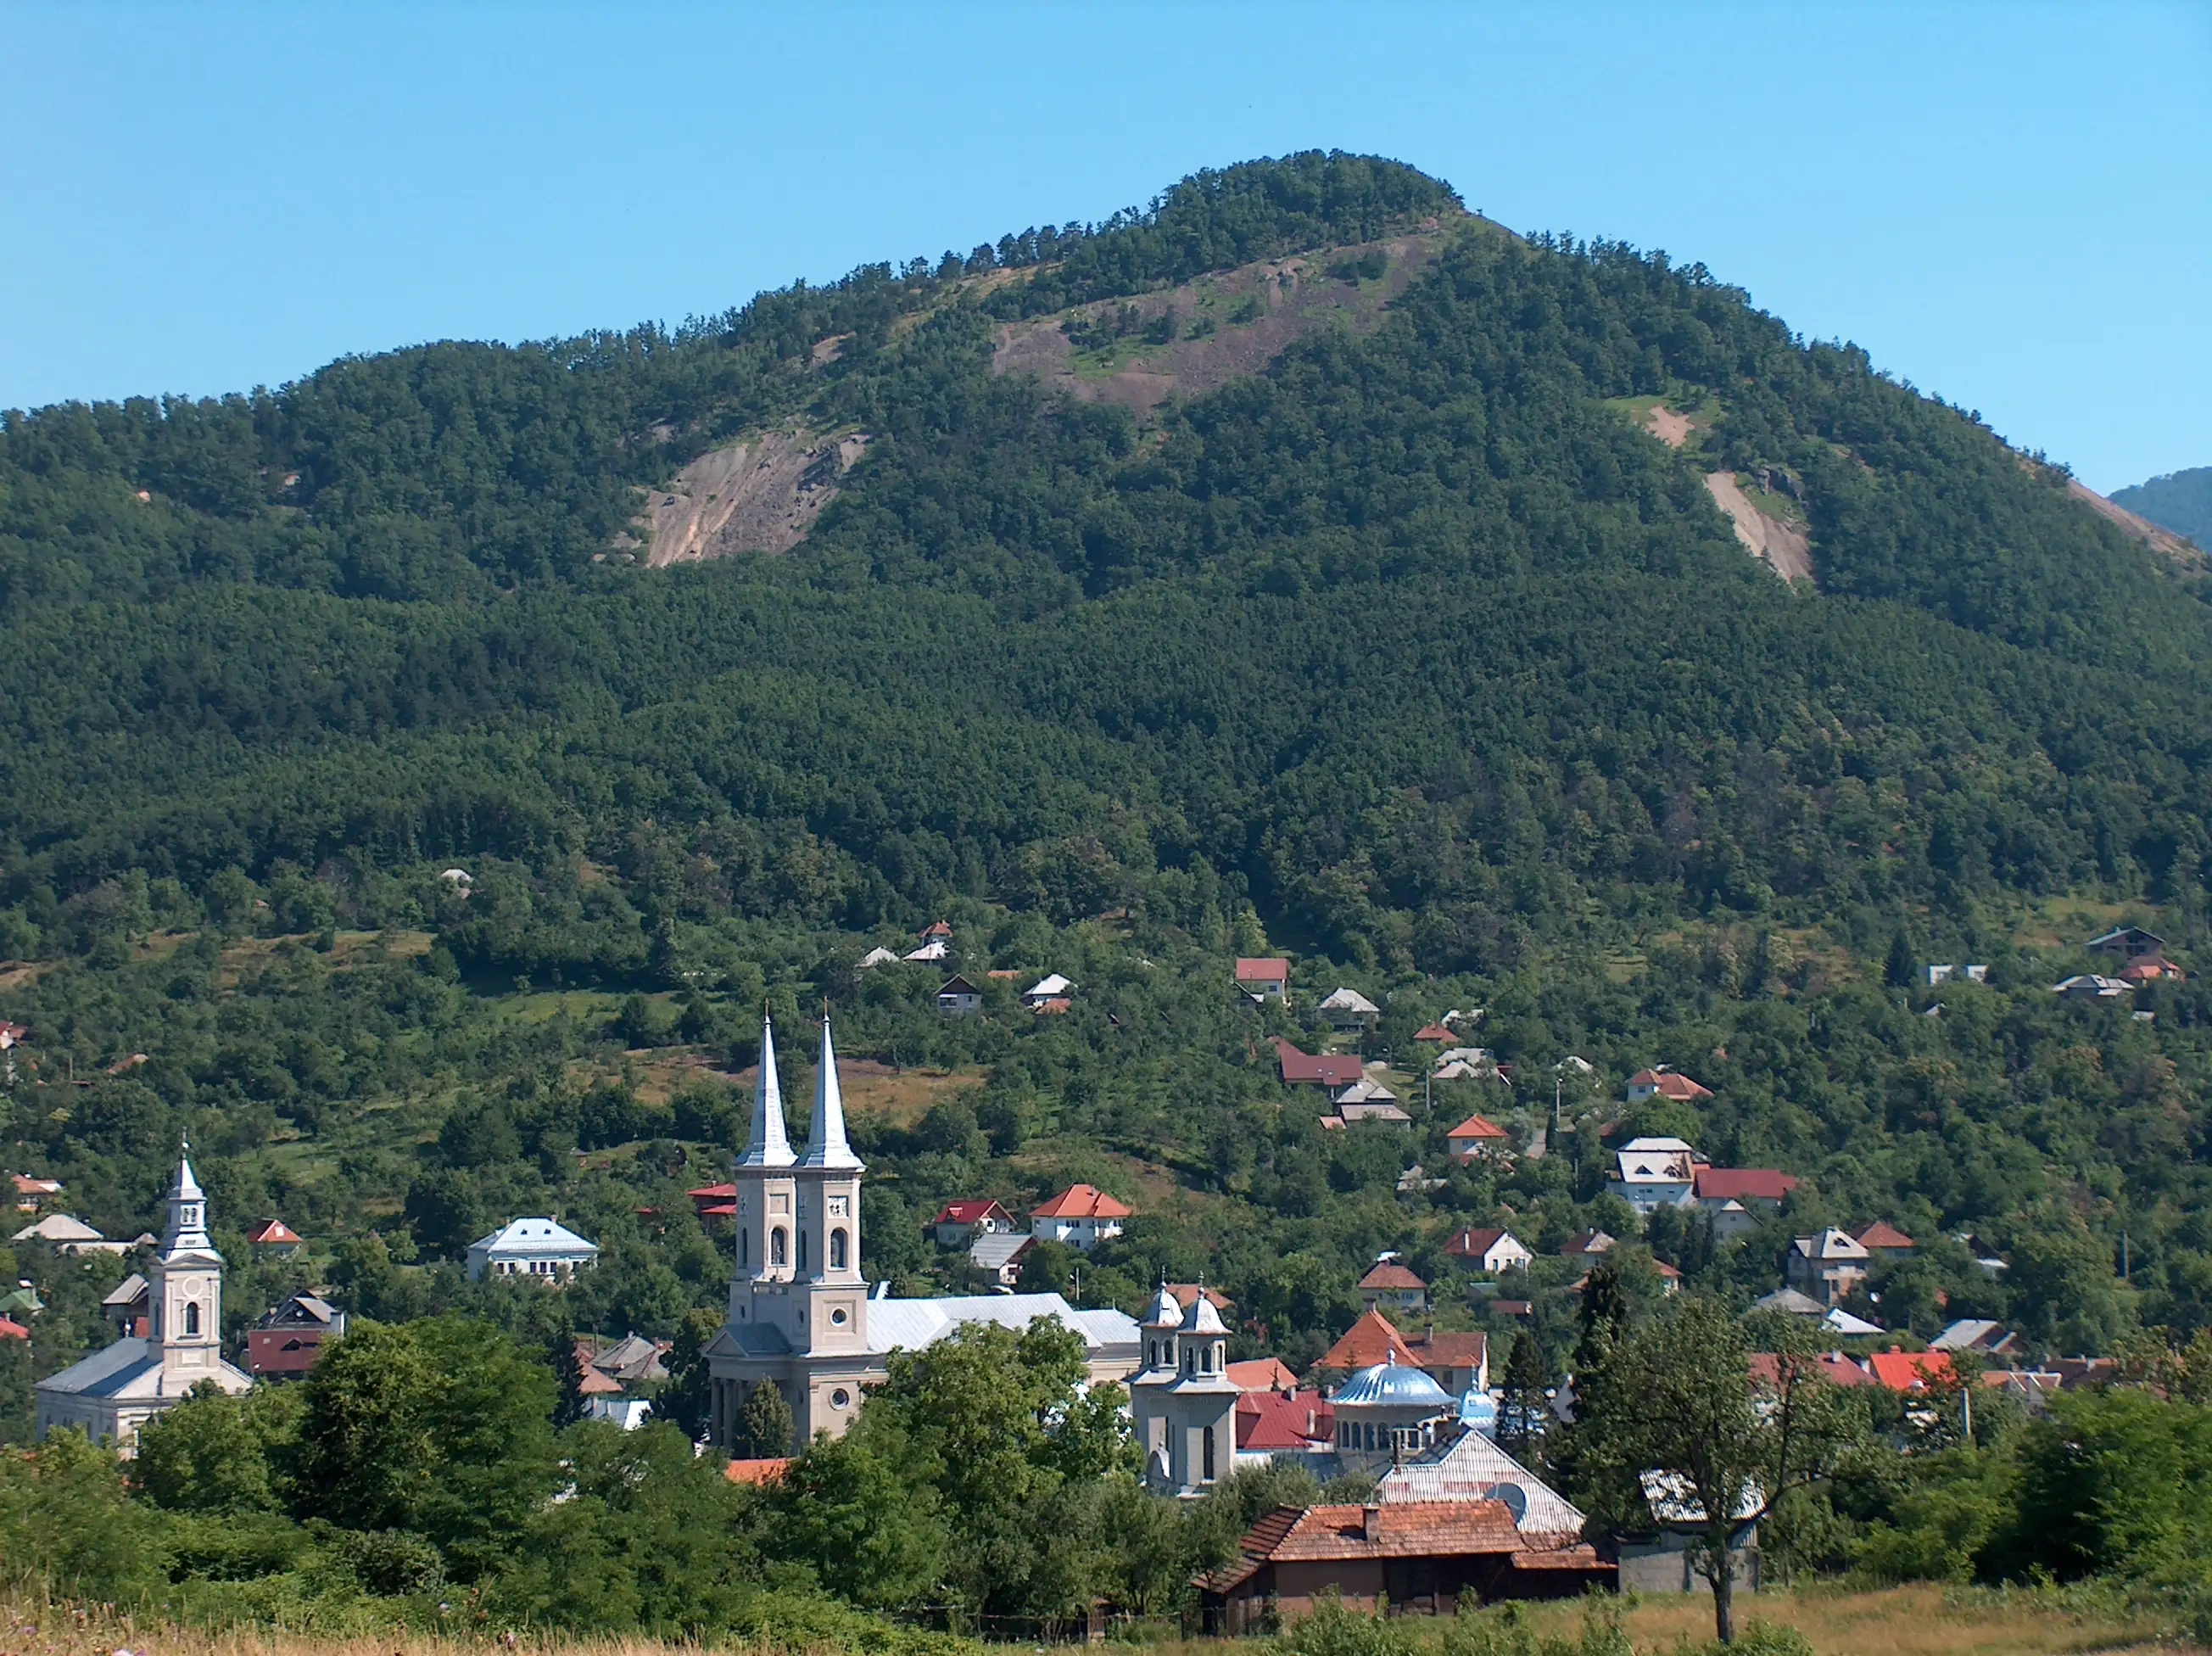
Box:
left=729, top=1014, right=798, bottom=1329
left=151, top=1142, right=226, bottom=1387
left=791, top=1012, right=867, bottom=1357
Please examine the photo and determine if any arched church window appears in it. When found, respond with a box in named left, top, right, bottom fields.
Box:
left=1203, top=1424, right=1216, bottom=1481
left=183, top=1301, right=200, bottom=1335
left=830, top=1228, right=847, bottom=1270
left=770, top=1228, right=788, bottom=1266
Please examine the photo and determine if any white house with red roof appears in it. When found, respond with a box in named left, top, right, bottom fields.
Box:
left=246, top=1218, right=302, bottom=1258
left=10, top=1172, right=62, bottom=1212
left=1444, top=1113, right=1511, bottom=1161
left=1234, top=957, right=1289, bottom=999
left=1030, top=1183, right=1131, bottom=1250
left=931, top=1199, right=1014, bottom=1248
left=1358, top=1257, right=1428, bottom=1313
left=1607, top=1137, right=1701, bottom=1214
left=1271, top=1037, right=1366, bottom=1090
left=1627, top=1066, right=1713, bottom=1104
left=1444, top=1227, right=1532, bottom=1274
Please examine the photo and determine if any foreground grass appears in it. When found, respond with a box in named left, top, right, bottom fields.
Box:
left=0, top=1586, right=2193, bottom=1656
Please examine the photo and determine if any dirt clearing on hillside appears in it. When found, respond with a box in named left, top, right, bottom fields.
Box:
left=1706, top=471, right=1814, bottom=583
left=637, top=429, right=869, bottom=564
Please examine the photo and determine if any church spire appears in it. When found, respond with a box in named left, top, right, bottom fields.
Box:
left=160, top=1137, right=217, bottom=1262
left=738, top=1013, right=794, bottom=1167
left=798, top=1010, right=862, bottom=1171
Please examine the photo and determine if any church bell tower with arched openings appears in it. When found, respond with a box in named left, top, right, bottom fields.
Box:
left=790, top=1012, right=867, bottom=1358
left=151, top=1143, right=227, bottom=1385
left=729, top=1013, right=798, bottom=1329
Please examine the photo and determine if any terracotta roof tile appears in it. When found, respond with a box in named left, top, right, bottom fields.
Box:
left=1358, top=1261, right=1428, bottom=1290
left=1318, top=1308, right=1418, bottom=1370
left=1695, top=1168, right=1800, bottom=1202
left=1032, top=1183, right=1131, bottom=1219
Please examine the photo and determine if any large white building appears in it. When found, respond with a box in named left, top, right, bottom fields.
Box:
left=466, top=1217, right=600, bottom=1282
left=36, top=1147, right=254, bottom=1454
left=704, top=1014, right=1138, bottom=1449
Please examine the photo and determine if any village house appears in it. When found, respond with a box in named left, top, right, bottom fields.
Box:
left=103, top=1273, right=149, bottom=1336
left=1786, top=1228, right=1873, bottom=1303
left=1868, top=1347, right=1954, bottom=1391
left=1332, top=1077, right=1411, bottom=1124
left=36, top=1149, right=254, bottom=1454
left=1606, top=1137, right=1701, bottom=1215
left=1236, top=1387, right=1336, bottom=1466
left=1693, top=1167, right=1801, bottom=1238
left=1413, top=1022, right=1455, bottom=1043
left=2088, top=926, right=2165, bottom=962
left=1198, top=1501, right=1608, bottom=1631
left=1852, top=1220, right=1917, bottom=1258
left=1226, top=1355, right=1301, bottom=1392
left=1023, top=973, right=1075, bottom=1010
left=246, top=1293, right=347, bottom=1379
left=935, top=974, right=982, bottom=1015
left=856, top=946, right=902, bottom=969
left=1444, top=1228, right=1533, bottom=1275
left=466, top=1217, right=600, bottom=1282
left=1271, top=1036, right=1365, bottom=1089
left=12, top=1213, right=131, bottom=1256
left=931, top=1199, right=1014, bottom=1247
left=1558, top=1230, right=1615, bottom=1259
left=9, top=1173, right=61, bottom=1212
left=1321, top=987, right=1382, bottom=1032
left=688, top=1182, right=739, bottom=1221
left=1924, top=964, right=1989, bottom=985
left=1029, top=1183, right=1131, bottom=1250
left=1319, top=1308, right=1490, bottom=1398
left=2053, top=974, right=2131, bottom=1000
left=968, top=1231, right=1034, bottom=1286
left=1931, top=1319, right=2019, bottom=1356
left=1445, top=1114, right=1511, bottom=1161
left=1432, top=1046, right=1505, bottom=1082
left=1235, top=956, right=1290, bottom=999
left=1616, top=1472, right=1763, bottom=1596
left=247, top=1219, right=303, bottom=1259
left=1626, top=1066, right=1712, bottom=1105
left=1358, top=1258, right=1430, bottom=1314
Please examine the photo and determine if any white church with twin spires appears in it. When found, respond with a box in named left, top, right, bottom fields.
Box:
left=704, top=1013, right=1140, bottom=1451
left=36, top=1145, right=254, bottom=1453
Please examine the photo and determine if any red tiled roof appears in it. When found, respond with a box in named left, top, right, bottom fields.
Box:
left=920, top=920, right=953, bottom=937
left=1167, top=1284, right=1233, bottom=1311
left=1359, top=1260, right=1428, bottom=1290
left=0, top=1317, right=26, bottom=1340
left=1751, top=1351, right=1874, bottom=1387
left=247, top=1219, right=301, bottom=1245
left=1204, top=1502, right=1526, bottom=1591
left=1273, top=1038, right=1366, bottom=1088
left=10, top=1174, right=61, bottom=1195
left=698, top=1202, right=736, bottom=1217
left=1318, top=1308, right=1419, bottom=1370
left=687, top=1183, right=737, bottom=1201
left=1444, top=1227, right=1514, bottom=1258
left=1236, top=1390, right=1335, bottom=1451
left=576, top=1367, right=625, bottom=1396
left=1694, top=1168, right=1800, bottom=1202
left=1492, top=1300, right=1533, bottom=1316
left=1631, top=1068, right=1713, bottom=1099
left=1446, top=1113, right=1509, bottom=1139
left=1405, top=1329, right=1488, bottom=1368
left=1852, top=1221, right=1916, bottom=1250
left=932, top=1200, right=1009, bottom=1225
left=725, top=1457, right=791, bottom=1485
left=1036, top=998, right=1073, bottom=1014
left=1236, top=957, right=1290, bottom=981
left=1226, top=1357, right=1301, bottom=1392
left=1868, top=1349, right=1953, bottom=1391
left=1032, top=1183, right=1131, bottom=1220
left=1414, top=1024, right=1455, bottom=1042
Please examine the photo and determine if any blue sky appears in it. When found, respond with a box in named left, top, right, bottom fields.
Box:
left=3, top=2, right=2204, bottom=491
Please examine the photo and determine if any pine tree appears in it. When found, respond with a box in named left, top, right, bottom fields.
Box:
left=1499, top=1329, right=1547, bottom=1463
left=737, top=1379, right=794, bottom=1457
left=549, top=1329, right=588, bottom=1429
left=1885, top=927, right=1918, bottom=989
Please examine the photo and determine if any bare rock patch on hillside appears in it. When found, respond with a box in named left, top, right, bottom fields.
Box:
left=2066, top=478, right=2207, bottom=569
left=638, top=430, right=870, bottom=564
left=991, top=232, right=1450, bottom=415
left=1705, top=472, right=1814, bottom=584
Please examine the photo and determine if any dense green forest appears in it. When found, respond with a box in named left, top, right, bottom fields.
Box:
left=8, top=154, right=2212, bottom=1632
left=2115, top=465, right=2212, bottom=550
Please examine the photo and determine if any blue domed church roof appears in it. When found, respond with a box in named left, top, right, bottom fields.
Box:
left=1332, top=1361, right=1453, bottom=1408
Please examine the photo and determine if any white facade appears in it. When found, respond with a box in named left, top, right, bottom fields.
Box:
left=36, top=1148, right=253, bottom=1454
left=466, top=1217, right=600, bottom=1282
left=1606, top=1137, right=1700, bottom=1215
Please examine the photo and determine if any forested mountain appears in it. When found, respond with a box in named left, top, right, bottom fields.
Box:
left=2114, top=465, right=2212, bottom=550
left=6, top=149, right=2212, bottom=1427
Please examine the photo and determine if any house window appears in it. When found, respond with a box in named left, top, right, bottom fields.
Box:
left=830, top=1228, right=848, bottom=1270
left=771, top=1228, right=788, bottom=1266
left=183, top=1302, right=199, bottom=1335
